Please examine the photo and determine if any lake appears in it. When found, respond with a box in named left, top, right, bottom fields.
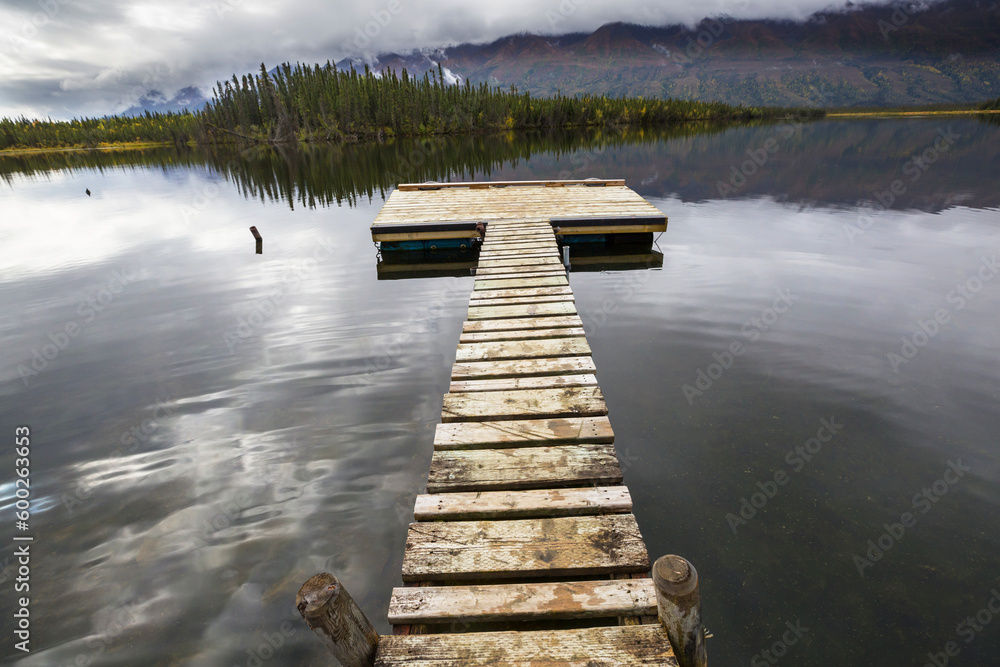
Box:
left=1, top=117, right=998, bottom=666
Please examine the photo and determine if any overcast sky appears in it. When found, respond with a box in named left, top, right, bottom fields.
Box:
left=1, top=0, right=890, bottom=119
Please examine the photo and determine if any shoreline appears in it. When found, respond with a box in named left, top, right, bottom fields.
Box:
left=1, top=108, right=996, bottom=156
left=827, top=109, right=1000, bottom=118
left=0, top=141, right=189, bottom=157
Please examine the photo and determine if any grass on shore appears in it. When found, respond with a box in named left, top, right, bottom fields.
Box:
left=826, top=99, right=1000, bottom=117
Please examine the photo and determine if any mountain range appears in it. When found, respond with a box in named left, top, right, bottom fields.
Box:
left=339, top=0, right=1000, bottom=107
left=122, top=86, right=208, bottom=117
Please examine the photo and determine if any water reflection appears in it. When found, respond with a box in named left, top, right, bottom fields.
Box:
left=1, top=117, right=998, bottom=666
left=376, top=237, right=665, bottom=279
left=377, top=247, right=480, bottom=280
left=1, top=124, right=729, bottom=206
left=4, top=117, right=999, bottom=213
left=563, top=238, right=665, bottom=272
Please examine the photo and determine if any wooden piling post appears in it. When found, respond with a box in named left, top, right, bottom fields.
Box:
left=652, top=555, right=706, bottom=667
left=296, top=573, right=379, bottom=667
left=250, top=226, right=262, bottom=254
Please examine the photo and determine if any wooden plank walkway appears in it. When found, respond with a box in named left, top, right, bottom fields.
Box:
left=376, top=216, right=677, bottom=665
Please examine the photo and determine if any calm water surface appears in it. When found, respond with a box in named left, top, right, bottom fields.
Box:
left=1, top=118, right=998, bottom=666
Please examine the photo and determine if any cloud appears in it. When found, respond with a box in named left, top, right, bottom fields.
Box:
left=0, top=0, right=899, bottom=119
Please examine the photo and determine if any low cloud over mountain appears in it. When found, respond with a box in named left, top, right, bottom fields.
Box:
left=352, top=0, right=1000, bottom=107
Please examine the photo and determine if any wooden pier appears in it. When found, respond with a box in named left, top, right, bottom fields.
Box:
left=369, top=178, right=667, bottom=249
left=298, top=181, right=705, bottom=666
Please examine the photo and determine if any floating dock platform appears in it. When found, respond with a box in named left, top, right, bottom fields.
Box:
left=300, top=181, right=705, bottom=667
left=370, top=179, right=667, bottom=251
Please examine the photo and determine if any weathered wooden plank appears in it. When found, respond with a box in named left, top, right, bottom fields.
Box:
left=481, top=241, right=555, bottom=247
left=396, top=178, right=626, bottom=190
left=455, top=337, right=591, bottom=361
left=427, top=446, right=618, bottom=492
left=468, top=294, right=574, bottom=307
left=480, top=245, right=558, bottom=254
left=478, top=250, right=561, bottom=262
left=473, top=266, right=566, bottom=277
left=373, top=204, right=657, bottom=221
left=462, top=315, right=583, bottom=332
left=469, top=285, right=572, bottom=300
left=483, top=232, right=553, bottom=240
left=475, top=261, right=563, bottom=270
left=374, top=202, right=652, bottom=219
left=378, top=193, right=644, bottom=208
left=477, top=256, right=562, bottom=268
left=478, top=250, right=562, bottom=262
left=428, top=444, right=619, bottom=491
left=459, top=327, right=586, bottom=343
left=484, top=233, right=556, bottom=240
left=434, top=415, right=614, bottom=450
left=486, top=228, right=553, bottom=235
left=468, top=301, right=577, bottom=320
left=483, top=233, right=554, bottom=241
left=477, top=250, right=558, bottom=260
left=400, top=514, right=647, bottom=580
left=555, top=223, right=666, bottom=235
left=477, top=253, right=561, bottom=264
left=472, top=274, right=568, bottom=284
left=487, top=221, right=553, bottom=227
left=482, top=239, right=556, bottom=246
left=484, top=235, right=553, bottom=241
left=474, top=275, right=569, bottom=285
left=483, top=236, right=559, bottom=252
left=481, top=248, right=556, bottom=255
left=474, top=260, right=563, bottom=270
left=412, top=485, right=631, bottom=520
left=482, top=237, right=553, bottom=242
left=488, top=224, right=554, bottom=230
left=450, top=373, right=597, bottom=393
left=375, top=625, right=676, bottom=666
left=473, top=277, right=569, bottom=291
left=375, top=623, right=677, bottom=667
left=374, top=202, right=660, bottom=225
left=372, top=229, right=481, bottom=242
left=451, top=356, right=596, bottom=380
left=487, top=228, right=553, bottom=234
left=388, top=577, right=652, bottom=624
left=441, top=386, right=606, bottom=423
left=481, top=242, right=558, bottom=252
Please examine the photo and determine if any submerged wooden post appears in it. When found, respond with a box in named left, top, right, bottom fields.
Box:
left=296, top=573, right=378, bottom=667
left=652, top=555, right=707, bottom=667
left=249, top=226, right=262, bottom=254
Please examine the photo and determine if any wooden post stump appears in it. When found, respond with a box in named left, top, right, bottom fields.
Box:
left=296, top=573, right=379, bottom=667
left=249, top=226, right=262, bottom=254
left=652, top=554, right=706, bottom=667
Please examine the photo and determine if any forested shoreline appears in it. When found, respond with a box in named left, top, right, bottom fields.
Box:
left=1, top=61, right=821, bottom=151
